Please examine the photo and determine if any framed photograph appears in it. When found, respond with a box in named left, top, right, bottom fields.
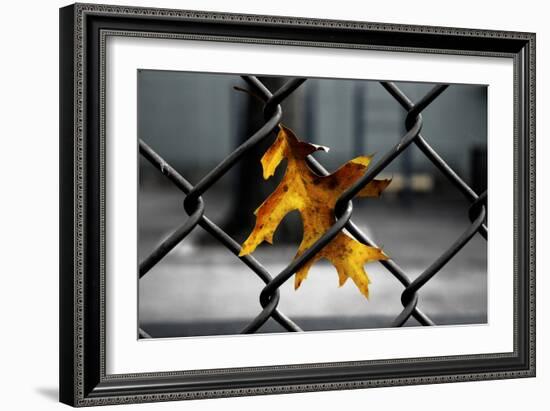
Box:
left=59, top=3, right=535, bottom=407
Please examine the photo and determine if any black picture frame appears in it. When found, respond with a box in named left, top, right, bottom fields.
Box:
left=59, top=3, right=536, bottom=407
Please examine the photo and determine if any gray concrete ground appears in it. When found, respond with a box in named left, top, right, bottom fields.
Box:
left=138, top=185, right=487, bottom=337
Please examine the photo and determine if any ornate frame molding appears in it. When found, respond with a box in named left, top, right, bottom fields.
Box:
left=59, top=3, right=535, bottom=407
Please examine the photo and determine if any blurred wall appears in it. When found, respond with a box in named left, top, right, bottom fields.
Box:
left=138, top=70, right=487, bottom=187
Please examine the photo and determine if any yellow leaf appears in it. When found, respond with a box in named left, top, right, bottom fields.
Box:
left=240, top=125, right=390, bottom=299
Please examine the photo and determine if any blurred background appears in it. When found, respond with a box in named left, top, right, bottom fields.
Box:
left=137, top=70, right=487, bottom=338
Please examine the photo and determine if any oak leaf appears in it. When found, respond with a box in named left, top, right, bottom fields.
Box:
left=239, top=125, right=390, bottom=299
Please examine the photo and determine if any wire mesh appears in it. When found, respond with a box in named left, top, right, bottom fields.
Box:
left=137, top=76, right=488, bottom=336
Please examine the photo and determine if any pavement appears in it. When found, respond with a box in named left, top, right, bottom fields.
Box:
left=138, top=184, right=487, bottom=337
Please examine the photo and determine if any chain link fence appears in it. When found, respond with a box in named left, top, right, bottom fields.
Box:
left=137, top=76, right=488, bottom=337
